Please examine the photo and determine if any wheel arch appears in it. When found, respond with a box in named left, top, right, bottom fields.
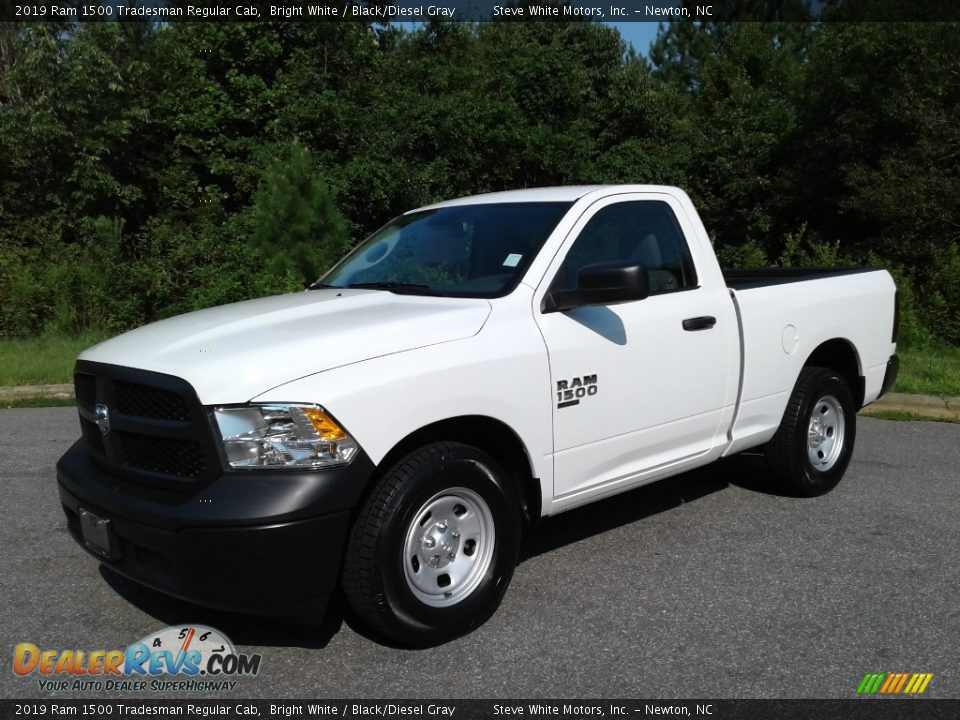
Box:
left=802, top=338, right=865, bottom=407
left=365, top=415, right=542, bottom=525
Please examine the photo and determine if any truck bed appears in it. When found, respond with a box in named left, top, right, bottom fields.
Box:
left=724, top=266, right=896, bottom=455
left=722, top=266, right=882, bottom=290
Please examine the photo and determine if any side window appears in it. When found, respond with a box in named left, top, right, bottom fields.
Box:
left=553, top=201, right=698, bottom=295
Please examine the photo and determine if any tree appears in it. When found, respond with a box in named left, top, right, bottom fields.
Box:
left=249, top=142, right=349, bottom=289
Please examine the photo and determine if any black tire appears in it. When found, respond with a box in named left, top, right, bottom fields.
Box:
left=342, top=441, right=521, bottom=647
left=765, top=366, right=857, bottom=496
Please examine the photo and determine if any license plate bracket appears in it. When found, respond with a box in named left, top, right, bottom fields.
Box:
left=79, top=508, right=120, bottom=560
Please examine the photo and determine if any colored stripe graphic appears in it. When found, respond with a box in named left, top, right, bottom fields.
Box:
left=880, top=674, right=898, bottom=693
left=858, top=672, right=933, bottom=694
left=893, top=673, right=909, bottom=693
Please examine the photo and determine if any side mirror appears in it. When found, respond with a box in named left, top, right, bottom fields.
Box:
left=543, top=261, right=650, bottom=313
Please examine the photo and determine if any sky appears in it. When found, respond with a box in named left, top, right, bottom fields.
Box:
left=609, top=22, right=661, bottom=56
left=392, top=21, right=662, bottom=58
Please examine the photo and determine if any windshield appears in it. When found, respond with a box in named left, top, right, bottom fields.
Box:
left=321, top=202, right=573, bottom=298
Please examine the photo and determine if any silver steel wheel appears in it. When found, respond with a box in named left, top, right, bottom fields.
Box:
left=807, top=394, right=845, bottom=471
left=402, top=487, right=496, bottom=608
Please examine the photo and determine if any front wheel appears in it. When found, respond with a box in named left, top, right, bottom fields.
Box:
left=765, top=366, right=857, bottom=496
left=342, top=442, right=521, bottom=647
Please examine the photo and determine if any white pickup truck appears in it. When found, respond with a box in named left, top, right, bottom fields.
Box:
left=58, top=185, right=899, bottom=646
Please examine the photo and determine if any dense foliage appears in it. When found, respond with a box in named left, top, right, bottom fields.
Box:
left=0, top=20, right=957, bottom=345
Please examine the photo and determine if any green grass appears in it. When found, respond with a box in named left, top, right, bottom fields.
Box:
left=0, top=396, right=77, bottom=409
left=895, top=345, right=960, bottom=396
left=0, top=333, right=104, bottom=386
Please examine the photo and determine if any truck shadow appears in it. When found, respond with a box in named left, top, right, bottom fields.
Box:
left=99, top=566, right=345, bottom=650
left=99, top=452, right=789, bottom=650
left=520, top=452, right=778, bottom=561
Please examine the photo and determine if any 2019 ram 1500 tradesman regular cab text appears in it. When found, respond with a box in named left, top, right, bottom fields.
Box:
left=58, top=185, right=899, bottom=646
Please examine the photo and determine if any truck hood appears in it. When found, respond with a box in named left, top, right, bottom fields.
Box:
left=79, top=289, right=492, bottom=404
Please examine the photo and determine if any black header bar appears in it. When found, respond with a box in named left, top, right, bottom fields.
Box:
left=4, top=0, right=960, bottom=23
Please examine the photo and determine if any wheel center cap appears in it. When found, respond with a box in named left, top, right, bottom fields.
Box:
left=421, top=522, right=460, bottom=568
left=810, top=419, right=825, bottom=447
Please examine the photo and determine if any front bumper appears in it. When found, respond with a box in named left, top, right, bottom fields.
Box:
left=57, top=439, right=375, bottom=620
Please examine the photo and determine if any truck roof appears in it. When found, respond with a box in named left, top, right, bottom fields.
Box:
left=414, top=185, right=685, bottom=211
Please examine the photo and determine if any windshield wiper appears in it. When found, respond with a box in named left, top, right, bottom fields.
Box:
left=346, top=282, right=439, bottom=295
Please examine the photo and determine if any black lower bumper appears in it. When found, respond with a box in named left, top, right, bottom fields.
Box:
left=879, top=353, right=899, bottom=399
left=57, top=440, right=374, bottom=620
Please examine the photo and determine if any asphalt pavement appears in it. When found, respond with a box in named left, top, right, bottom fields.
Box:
left=1, top=408, right=957, bottom=699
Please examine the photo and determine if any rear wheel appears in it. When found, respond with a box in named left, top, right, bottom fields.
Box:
left=342, top=442, right=521, bottom=647
left=765, top=366, right=857, bottom=496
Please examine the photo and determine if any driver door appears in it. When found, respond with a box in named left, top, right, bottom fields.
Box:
left=535, top=194, right=736, bottom=506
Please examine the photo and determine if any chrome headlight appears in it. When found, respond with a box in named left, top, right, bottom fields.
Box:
left=214, top=404, right=358, bottom=469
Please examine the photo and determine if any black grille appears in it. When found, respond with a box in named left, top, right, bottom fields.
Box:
left=114, top=381, right=191, bottom=421
left=80, top=417, right=105, bottom=456
left=117, top=432, right=206, bottom=478
left=73, top=361, right=219, bottom=494
left=75, top=373, right=97, bottom=410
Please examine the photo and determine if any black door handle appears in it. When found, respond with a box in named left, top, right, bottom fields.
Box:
left=682, top=316, right=717, bottom=331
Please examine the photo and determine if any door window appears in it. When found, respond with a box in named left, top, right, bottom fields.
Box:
left=553, top=201, right=698, bottom=295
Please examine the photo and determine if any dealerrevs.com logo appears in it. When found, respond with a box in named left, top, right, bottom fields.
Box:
left=13, top=625, right=262, bottom=693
